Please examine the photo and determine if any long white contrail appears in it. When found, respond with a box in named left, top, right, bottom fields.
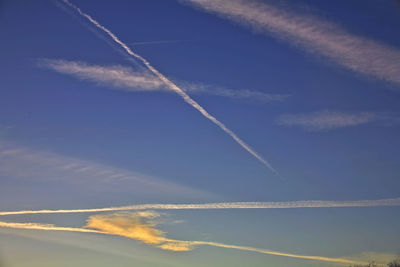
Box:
left=0, top=221, right=370, bottom=265
left=129, top=40, right=191, bottom=46
left=185, top=240, right=370, bottom=265
left=0, top=221, right=104, bottom=235
left=60, top=0, right=277, bottom=174
left=1, top=197, right=399, bottom=216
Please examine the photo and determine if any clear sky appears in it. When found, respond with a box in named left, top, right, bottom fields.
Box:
left=0, top=0, right=400, bottom=266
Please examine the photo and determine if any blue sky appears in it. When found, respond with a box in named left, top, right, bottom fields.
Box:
left=1, top=0, right=400, bottom=266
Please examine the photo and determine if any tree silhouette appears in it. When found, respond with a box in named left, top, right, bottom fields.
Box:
left=350, top=259, right=400, bottom=267
left=388, top=259, right=400, bottom=267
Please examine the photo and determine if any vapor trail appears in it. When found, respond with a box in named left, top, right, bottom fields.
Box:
left=1, top=197, right=399, bottom=216
left=0, top=221, right=104, bottom=235
left=129, top=40, right=191, bottom=46
left=186, top=241, right=370, bottom=265
left=60, top=0, right=277, bottom=173
left=0, top=221, right=370, bottom=265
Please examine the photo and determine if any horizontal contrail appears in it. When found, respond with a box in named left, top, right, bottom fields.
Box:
left=186, top=240, right=370, bottom=265
left=60, top=0, right=277, bottom=174
left=129, top=40, right=191, bottom=46
left=182, top=0, right=400, bottom=86
left=0, top=221, right=370, bottom=265
left=0, top=221, right=104, bottom=235
left=1, top=197, right=399, bottom=216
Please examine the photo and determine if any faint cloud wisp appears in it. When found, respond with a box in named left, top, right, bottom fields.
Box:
left=182, top=81, right=289, bottom=102
left=40, top=59, right=289, bottom=103
left=277, top=111, right=376, bottom=131
left=182, top=0, right=400, bottom=86
left=39, top=59, right=165, bottom=91
left=277, top=111, right=400, bottom=131
left=0, top=141, right=208, bottom=198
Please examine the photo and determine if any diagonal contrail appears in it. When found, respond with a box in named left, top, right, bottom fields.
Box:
left=60, top=0, right=277, bottom=174
left=1, top=197, right=399, bottom=216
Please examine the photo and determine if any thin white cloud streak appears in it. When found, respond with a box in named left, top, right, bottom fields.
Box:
left=182, top=0, right=400, bottom=85
left=41, top=59, right=288, bottom=103
left=277, top=111, right=376, bottom=131
left=60, top=0, right=277, bottom=174
left=277, top=111, right=400, bottom=131
left=39, top=59, right=165, bottom=91
left=0, top=220, right=370, bottom=265
left=1, top=197, right=399, bottom=216
left=182, top=81, right=289, bottom=102
left=129, top=40, right=192, bottom=46
left=0, top=141, right=208, bottom=198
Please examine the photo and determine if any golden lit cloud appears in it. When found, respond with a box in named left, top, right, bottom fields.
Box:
left=158, top=242, right=193, bottom=252
left=86, top=212, right=165, bottom=245
left=0, top=211, right=379, bottom=265
left=84, top=212, right=193, bottom=252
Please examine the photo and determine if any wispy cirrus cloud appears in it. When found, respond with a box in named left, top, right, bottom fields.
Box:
left=277, top=111, right=377, bottom=131
left=181, top=0, right=400, bottom=86
left=39, top=59, right=164, bottom=91
left=0, top=141, right=208, bottom=198
left=182, top=81, right=288, bottom=102
left=40, top=59, right=288, bottom=103
left=59, top=0, right=277, bottom=174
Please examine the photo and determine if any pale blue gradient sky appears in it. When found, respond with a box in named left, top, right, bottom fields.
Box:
left=0, top=0, right=400, bottom=266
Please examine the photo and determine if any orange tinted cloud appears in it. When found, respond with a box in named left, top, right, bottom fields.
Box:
left=86, top=212, right=165, bottom=245
left=0, top=212, right=378, bottom=265
left=158, top=242, right=193, bottom=252
left=85, top=212, right=193, bottom=252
